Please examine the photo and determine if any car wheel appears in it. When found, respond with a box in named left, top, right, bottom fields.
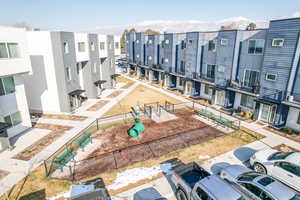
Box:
left=253, top=163, right=267, bottom=174
left=176, top=189, right=187, bottom=200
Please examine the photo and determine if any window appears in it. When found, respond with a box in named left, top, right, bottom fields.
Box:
left=165, top=39, right=169, bottom=44
left=248, top=39, right=264, bottom=54
left=297, top=112, right=300, bottom=124
left=90, top=42, right=95, bottom=51
left=2, top=112, right=22, bottom=127
left=276, top=162, right=300, bottom=177
left=241, top=94, right=255, bottom=109
left=181, top=41, right=186, bottom=49
left=93, top=63, right=97, bottom=73
left=148, top=40, right=152, bottom=44
left=243, top=70, right=259, bottom=88
left=161, top=58, right=164, bottom=64
left=115, top=42, right=119, bottom=49
left=272, top=39, right=284, bottom=47
left=0, top=43, right=19, bottom=58
left=66, top=67, right=72, bottom=81
left=136, top=54, right=140, bottom=58
left=7, top=43, right=19, bottom=58
left=76, top=63, right=80, bottom=75
left=206, top=64, right=215, bottom=79
left=257, top=177, right=275, bottom=186
left=196, top=187, right=212, bottom=200
left=100, top=42, right=105, bottom=50
left=218, top=65, right=225, bottom=72
left=188, top=40, right=193, bottom=44
left=78, top=42, right=85, bottom=52
left=266, top=73, right=277, bottom=81
left=0, top=76, right=15, bottom=96
left=269, top=152, right=293, bottom=160
left=220, top=39, right=228, bottom=46
left=63, top=42, right=69, bottom=54
left=208, top=40, right=216, bottom=51
left=180, top=61, right=185, bottom=73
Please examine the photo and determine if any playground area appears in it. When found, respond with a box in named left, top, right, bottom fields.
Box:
left=102, top=84, right=182, bottom=117
left=44, top=106, right=242, bottom=181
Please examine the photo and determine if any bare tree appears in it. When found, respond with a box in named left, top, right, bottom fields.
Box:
left=246, top=22, right=256, bottom=30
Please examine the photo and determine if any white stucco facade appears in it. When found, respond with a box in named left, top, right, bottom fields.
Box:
left=0, top=27, right=32, bottom=150
left=286, top=107, right=300, bottom=131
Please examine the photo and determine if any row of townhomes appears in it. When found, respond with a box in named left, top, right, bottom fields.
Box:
left=125, top=17, right=300, bottom=132
left=0, top=26, right=120, bottom=150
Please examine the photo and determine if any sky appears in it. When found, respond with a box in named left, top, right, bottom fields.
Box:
left=1, top=0, right=300, bottom=34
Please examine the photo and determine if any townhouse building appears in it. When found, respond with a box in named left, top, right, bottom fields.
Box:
left=0, top=27, right=32, bottom=151
left=24, top=31, right=115, bottom=113
left=114, top=35, right=121, bottom=58
left=125, top=17, right=300, bottom=131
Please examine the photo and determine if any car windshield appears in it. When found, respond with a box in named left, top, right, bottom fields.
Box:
left=290, top=196, right=300, bottom=200
left=257, top=177, right=275, bottom=186
left=238, top=172, right=260, bottom=181
left=268, top=152, right=293, bottom=160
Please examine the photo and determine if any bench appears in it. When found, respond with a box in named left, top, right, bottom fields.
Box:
left=216, top=118, right=232, bottom=128
left=53, top=148, right=77, bottom=171
left=75, top=132, right=93, bottom=150
left=197, top=109, right=213, bottom=119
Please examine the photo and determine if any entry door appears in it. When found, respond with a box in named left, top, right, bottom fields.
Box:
left=260, top=104, right=276, bottom=123
left=216, top=90, right=225, bottom=106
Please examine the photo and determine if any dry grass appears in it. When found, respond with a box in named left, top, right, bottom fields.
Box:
left=102, top=85, right=182, bottom=117
left=107, top=90, right=123, bottom=98
left=2, top=129, right=263, bottom=200
left=264, top=126, right=300, bottom=143
left=87, top=100, right=108, bottom=111
left=121, top=82, right=135, bottom=89
left=274, top=144, right=299, bottom=152
left=39, top=114, right=87, bottom=121
left=13, top=123, right=73, bottom=161
left=116, top=76, right=134, bottom=83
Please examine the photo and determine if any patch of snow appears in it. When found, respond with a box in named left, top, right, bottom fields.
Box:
left=198, top=155, right=210, bottom=160
left=47, top=191, right=70, bottom=200
left=107, top=163, right=173, bottom=190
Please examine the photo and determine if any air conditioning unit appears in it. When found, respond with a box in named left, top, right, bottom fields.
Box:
left=288, top=95, right=294, bottom=102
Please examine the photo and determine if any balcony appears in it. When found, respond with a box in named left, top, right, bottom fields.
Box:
left=230, top=81, right=260, bottom=94
left=260, top=87, right=284, bottom=103
left=192, top=72, right=201, bottom=80
left=201, top=73, right=215, bottom=83
left=216, top=79, right=230, bottom=89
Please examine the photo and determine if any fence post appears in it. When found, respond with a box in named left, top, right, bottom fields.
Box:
left=43, top=160, right=48, bottom=177
left=96, top=118, right=99, bottom=130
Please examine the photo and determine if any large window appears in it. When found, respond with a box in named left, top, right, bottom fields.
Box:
left=248, top=39, right=264, bottom=54
left=78, top=42, right=85, bottom=52
left=241, top=94, right=255, bottom=109
left=66, top=67, right=72, bottom=81
left=0, top=76, right=15, bottom=96
left=100, top=42, right=105, bottom=50
left=115, top=42, right=119, bottom=49
left=1, top=111, right=22, bottom=127
left=297, top=112, right=300, bottom=124
left=206, top=64, right=215, bottom=79
left=93, top=63, right=97, bottom=73
left=266, top=73, right=277, bottom=81
left=208, top=40, right=216, bottom=52
left=243, top=70, right=259, bottom=88
left=0, top=43, right=20, bottom=58
left=272, top=39, right=284, bottom=47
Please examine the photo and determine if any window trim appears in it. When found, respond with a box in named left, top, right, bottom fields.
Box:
left=0, top=42, right=20, bottom=59
left=265, top=73, right=277, bottom=81
left=243, top=68, right=260, bottom=88
left=272, top=38, right=284, bottom=47
left=208, top=40, right=217, bottom=52
left=247, top=39, right=265, bottom=55
left=297, top=112, right=300, bottom=124
left=220, top=38, right=228, bottom=46
left=206, top=64, right=216, bottom=79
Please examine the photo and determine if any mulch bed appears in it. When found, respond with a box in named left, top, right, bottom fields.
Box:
left=87, top=100, right=109, bottom=111
left=57, top=109, right=225, bottom=180
left=14, top=123, right=73, bottom=161
left=34, top=113, right=87, bottom=121
left=264, top=126, right=300, bottom=143
left=0, top=170, right=9, bottom=180
left=107, top=91, right=123, bottom=98
left=121, top=82, right=135, bottom=89
left=273, top=144, right=299, bottom=152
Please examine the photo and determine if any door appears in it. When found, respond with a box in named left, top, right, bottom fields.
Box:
left=272, top=161, right=300, bottom=191
left=215, top=90, right=225, bottom=106
left=260, top=104, right=276, bottom=123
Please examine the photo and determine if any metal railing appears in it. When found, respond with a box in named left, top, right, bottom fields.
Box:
left=230, top=81, right=260, bottom=94
left=260, top=87, right=284, bottom=103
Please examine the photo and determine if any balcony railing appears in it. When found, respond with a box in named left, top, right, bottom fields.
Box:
left=201, top=73, right=215, bottom=83
left=284, top=91, right=300, bottom=104
left=260, top=87, right=284, bottom=103
left=230, top=81, right=260, bottom=94
left=216, top=79, right=230, bottom=89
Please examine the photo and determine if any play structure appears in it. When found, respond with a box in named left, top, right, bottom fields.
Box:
left=129, top=105, right=145, bottom=138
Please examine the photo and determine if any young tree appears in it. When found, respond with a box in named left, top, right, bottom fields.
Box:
left=246, top=23, right=257, bottom=30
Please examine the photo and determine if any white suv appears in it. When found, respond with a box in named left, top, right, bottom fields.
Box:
left=250, top=148, right=300, bottom=192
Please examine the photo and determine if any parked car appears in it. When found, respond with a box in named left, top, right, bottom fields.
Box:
left=220, top=164, right=300, bottom=200
left=249, top=148, right=300, bottom=192
left=171, top=162, right=246, bottom=200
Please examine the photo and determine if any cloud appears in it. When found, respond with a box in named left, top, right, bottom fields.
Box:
left=87, top=12, right=300, bottom=35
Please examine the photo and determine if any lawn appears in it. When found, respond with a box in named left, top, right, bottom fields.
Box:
left=2, top=129, right=263, bottom=200
left=102, top=85, right=183, bottom=117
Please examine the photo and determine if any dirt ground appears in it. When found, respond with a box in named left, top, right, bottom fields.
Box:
left=0, top=170, right=8, bottom=181
left=14, top=123, right=73, bottom=161
left=34, top=113, right=87, bottom=121
left=102, top=85, right=182, bottom=117
left=87, top=100, right=109, bottom=111
left=107, top=90, right=123, bottom=98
